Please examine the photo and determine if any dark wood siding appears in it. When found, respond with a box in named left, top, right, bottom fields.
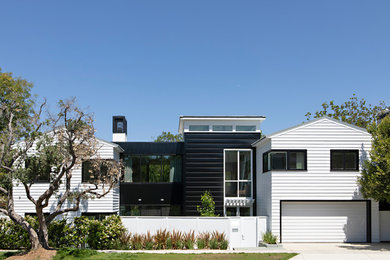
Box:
left=183, top=133, right=261, bottom=216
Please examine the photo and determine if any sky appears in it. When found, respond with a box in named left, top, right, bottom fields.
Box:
left=0, top=0, right=389, bottom=141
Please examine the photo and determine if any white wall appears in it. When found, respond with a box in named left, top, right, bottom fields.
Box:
left=121, top=216, right=267, bottom=249
left=13, top=139, right=121, bottom=218
left=255, top=118, right=380, bottom=242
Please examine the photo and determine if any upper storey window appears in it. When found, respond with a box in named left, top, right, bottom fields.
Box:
left=122, top=155, right=182, bottom=183
left=236, top=125, right=256, bottom=131
left=189, top=125, right=209, bottom=131
left=212, top=125, right=233, bottom=131
left=331, top=150, right=359, bottom=171
left=263, top=150, right=307, bottom=172
left=224, top=150, right=252, bottom=198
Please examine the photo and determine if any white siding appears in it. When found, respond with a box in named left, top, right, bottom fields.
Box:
left=255, top=118, right=380, bottom=242
left=13, top=139, right=120, bottom=218
left=256, top=139, right=272, bottom=230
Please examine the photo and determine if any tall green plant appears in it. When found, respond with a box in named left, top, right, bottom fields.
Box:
left=197, top=191, right=218, bottom=217
left=359, top=115, right=390, bottom=202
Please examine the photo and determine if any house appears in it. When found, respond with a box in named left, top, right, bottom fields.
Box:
left=253, top=116, right=381, bottom=243
left=114, top=115, right=265, bottom=217
left=13, top=114, right=390, bottom=243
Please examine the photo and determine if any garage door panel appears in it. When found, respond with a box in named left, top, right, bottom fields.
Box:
left=282, top=202, right=367, bottom=242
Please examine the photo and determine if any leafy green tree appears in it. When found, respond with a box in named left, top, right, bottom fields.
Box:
left=154, top=131, right=183, bottom=142
left=306, top=94, right=388, bottom=129
left=197, top=191, right=218, bottom=217
left=359, top=115, right=390, bottom=202
left=0, top=69, right=122, bottom=249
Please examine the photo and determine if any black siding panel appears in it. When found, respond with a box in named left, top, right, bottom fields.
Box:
left=115, top=142, right=184, bottom=155
left=183, top=133, right=261, bottom=216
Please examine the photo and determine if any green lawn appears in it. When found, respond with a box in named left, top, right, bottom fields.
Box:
left=53, top=249, right=297, bottom=260
left=0, top=251, right=19, bottom=260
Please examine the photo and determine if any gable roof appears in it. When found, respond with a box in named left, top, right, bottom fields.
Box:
left=96, top=137, right=124, bottom=152
left=252, top=116, right=369, bottom=146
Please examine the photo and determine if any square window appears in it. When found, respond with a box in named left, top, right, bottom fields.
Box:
left=225, top=182, right=238, bottom=197
left=331, top=150, right=358, bottom=171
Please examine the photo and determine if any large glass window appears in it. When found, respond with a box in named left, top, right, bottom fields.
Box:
left=224, top=150, right=252, bottom=198
left=120, top=205, right=181, bottom=216
left=122, top=155, right=182, bottom=183
left=189, top=125, right=209, bottom=131
left=331, top=150, right=358, bottom=171
left=263, top=150, right=307, bottom=172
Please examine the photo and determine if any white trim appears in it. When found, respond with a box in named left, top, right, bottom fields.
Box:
left=223, top=149, right=253, bottom=216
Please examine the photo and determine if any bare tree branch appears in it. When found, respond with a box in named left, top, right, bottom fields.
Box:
left=23, top=183, right=36, bottom=205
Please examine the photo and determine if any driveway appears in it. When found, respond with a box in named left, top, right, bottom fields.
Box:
left=283, top=243, right=390, bottom=260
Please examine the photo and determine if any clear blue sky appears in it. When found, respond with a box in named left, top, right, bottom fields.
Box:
left=1, top=1, right=389, bottom=141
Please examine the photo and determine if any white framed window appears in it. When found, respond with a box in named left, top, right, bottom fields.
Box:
left=189, top=125, right=209, bottom=131
left=224, top=149, right=252, bottom=198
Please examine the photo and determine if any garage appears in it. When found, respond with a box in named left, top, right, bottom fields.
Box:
left=281, top=201, right=370, bottom=243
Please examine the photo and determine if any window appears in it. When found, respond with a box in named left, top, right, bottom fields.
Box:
left=82, top=213, right=114, bottom=221
left=331, top=150, right=359, bottom=171
left=82, top=160, right=111, bottom=183
left=122, top=155, right=182, bottom=183
left=212, top=125, right=233, bottom=131
left=24, top=157, right=51, bottom=183
left=263, top=150, right=306, bottom=172
left=236, top=125, right=256, bottom=131
left=225, top=207, right=251, bottom=216
left=119, top=205, right=181, bottom=216
left=117, top=121, right=124, bottom=133
left=224, top=150, right=252, bottom=198
left=189, top=125, right=209, bottom=131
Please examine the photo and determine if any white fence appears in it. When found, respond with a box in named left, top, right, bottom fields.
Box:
left=121, top=216, right=267, bottom=249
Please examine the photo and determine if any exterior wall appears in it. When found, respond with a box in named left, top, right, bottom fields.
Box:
left=255, top=139, right=272, bottom=230
left=120, top=216, right=267, bottom=249
left=183, top=133, right=261, bottom=216
left=255, top=118, right=380, bottom=242
left=13, top=140, right=120, bottom=218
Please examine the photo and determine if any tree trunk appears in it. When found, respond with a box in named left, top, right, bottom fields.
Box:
left=29, top=229, right=42, bottom=250
left=36, top=207, right=50, bottom=249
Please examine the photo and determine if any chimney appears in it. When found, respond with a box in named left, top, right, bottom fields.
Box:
left=112, top=116, right=127, bottom=142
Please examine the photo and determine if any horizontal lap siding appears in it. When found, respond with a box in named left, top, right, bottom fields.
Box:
left=259, top=119, right=375, bottom=241
left=14, top=140, right=119, bottom=217
left=183, top=133, right=260, bottom=216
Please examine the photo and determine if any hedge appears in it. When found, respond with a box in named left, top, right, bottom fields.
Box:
left=0, top=215, right=123, bottom=249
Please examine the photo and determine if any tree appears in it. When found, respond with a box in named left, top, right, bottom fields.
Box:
left=358, top=115, right=390, bottom=203
left=0, top=69, right=122, bottom=249
left=153, top=131, right=183, bottom=142
left=305, top=94, right=388, bottom=129
left=197, top=190, right=218, bottom=217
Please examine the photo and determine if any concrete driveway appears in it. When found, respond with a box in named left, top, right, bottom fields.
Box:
left=284, top=243, right=390, bottom=260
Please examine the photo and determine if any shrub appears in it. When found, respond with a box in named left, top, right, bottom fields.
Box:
left=130, top=234, right=143, bottom=250
left=210, top=231, right=228, bottom=249
left=197, top=232, right=210, bottom=249
left=262, top=231, right=278, bottom=244
left=170, top=230, right=183, bottom=249
left=0, top=217, right=31, bottom=249
left=154, top=229, right=170, bottom=249
left=144, top=232, right=154, bottom=250
left=197, top=191, right=218, bottom=216
left=87, top=215, right=125, bottom=249
left=183, top=231, right=195, bottom=249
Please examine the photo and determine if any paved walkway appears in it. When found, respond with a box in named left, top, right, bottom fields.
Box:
left=283, top=243, right=390, bottom=260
